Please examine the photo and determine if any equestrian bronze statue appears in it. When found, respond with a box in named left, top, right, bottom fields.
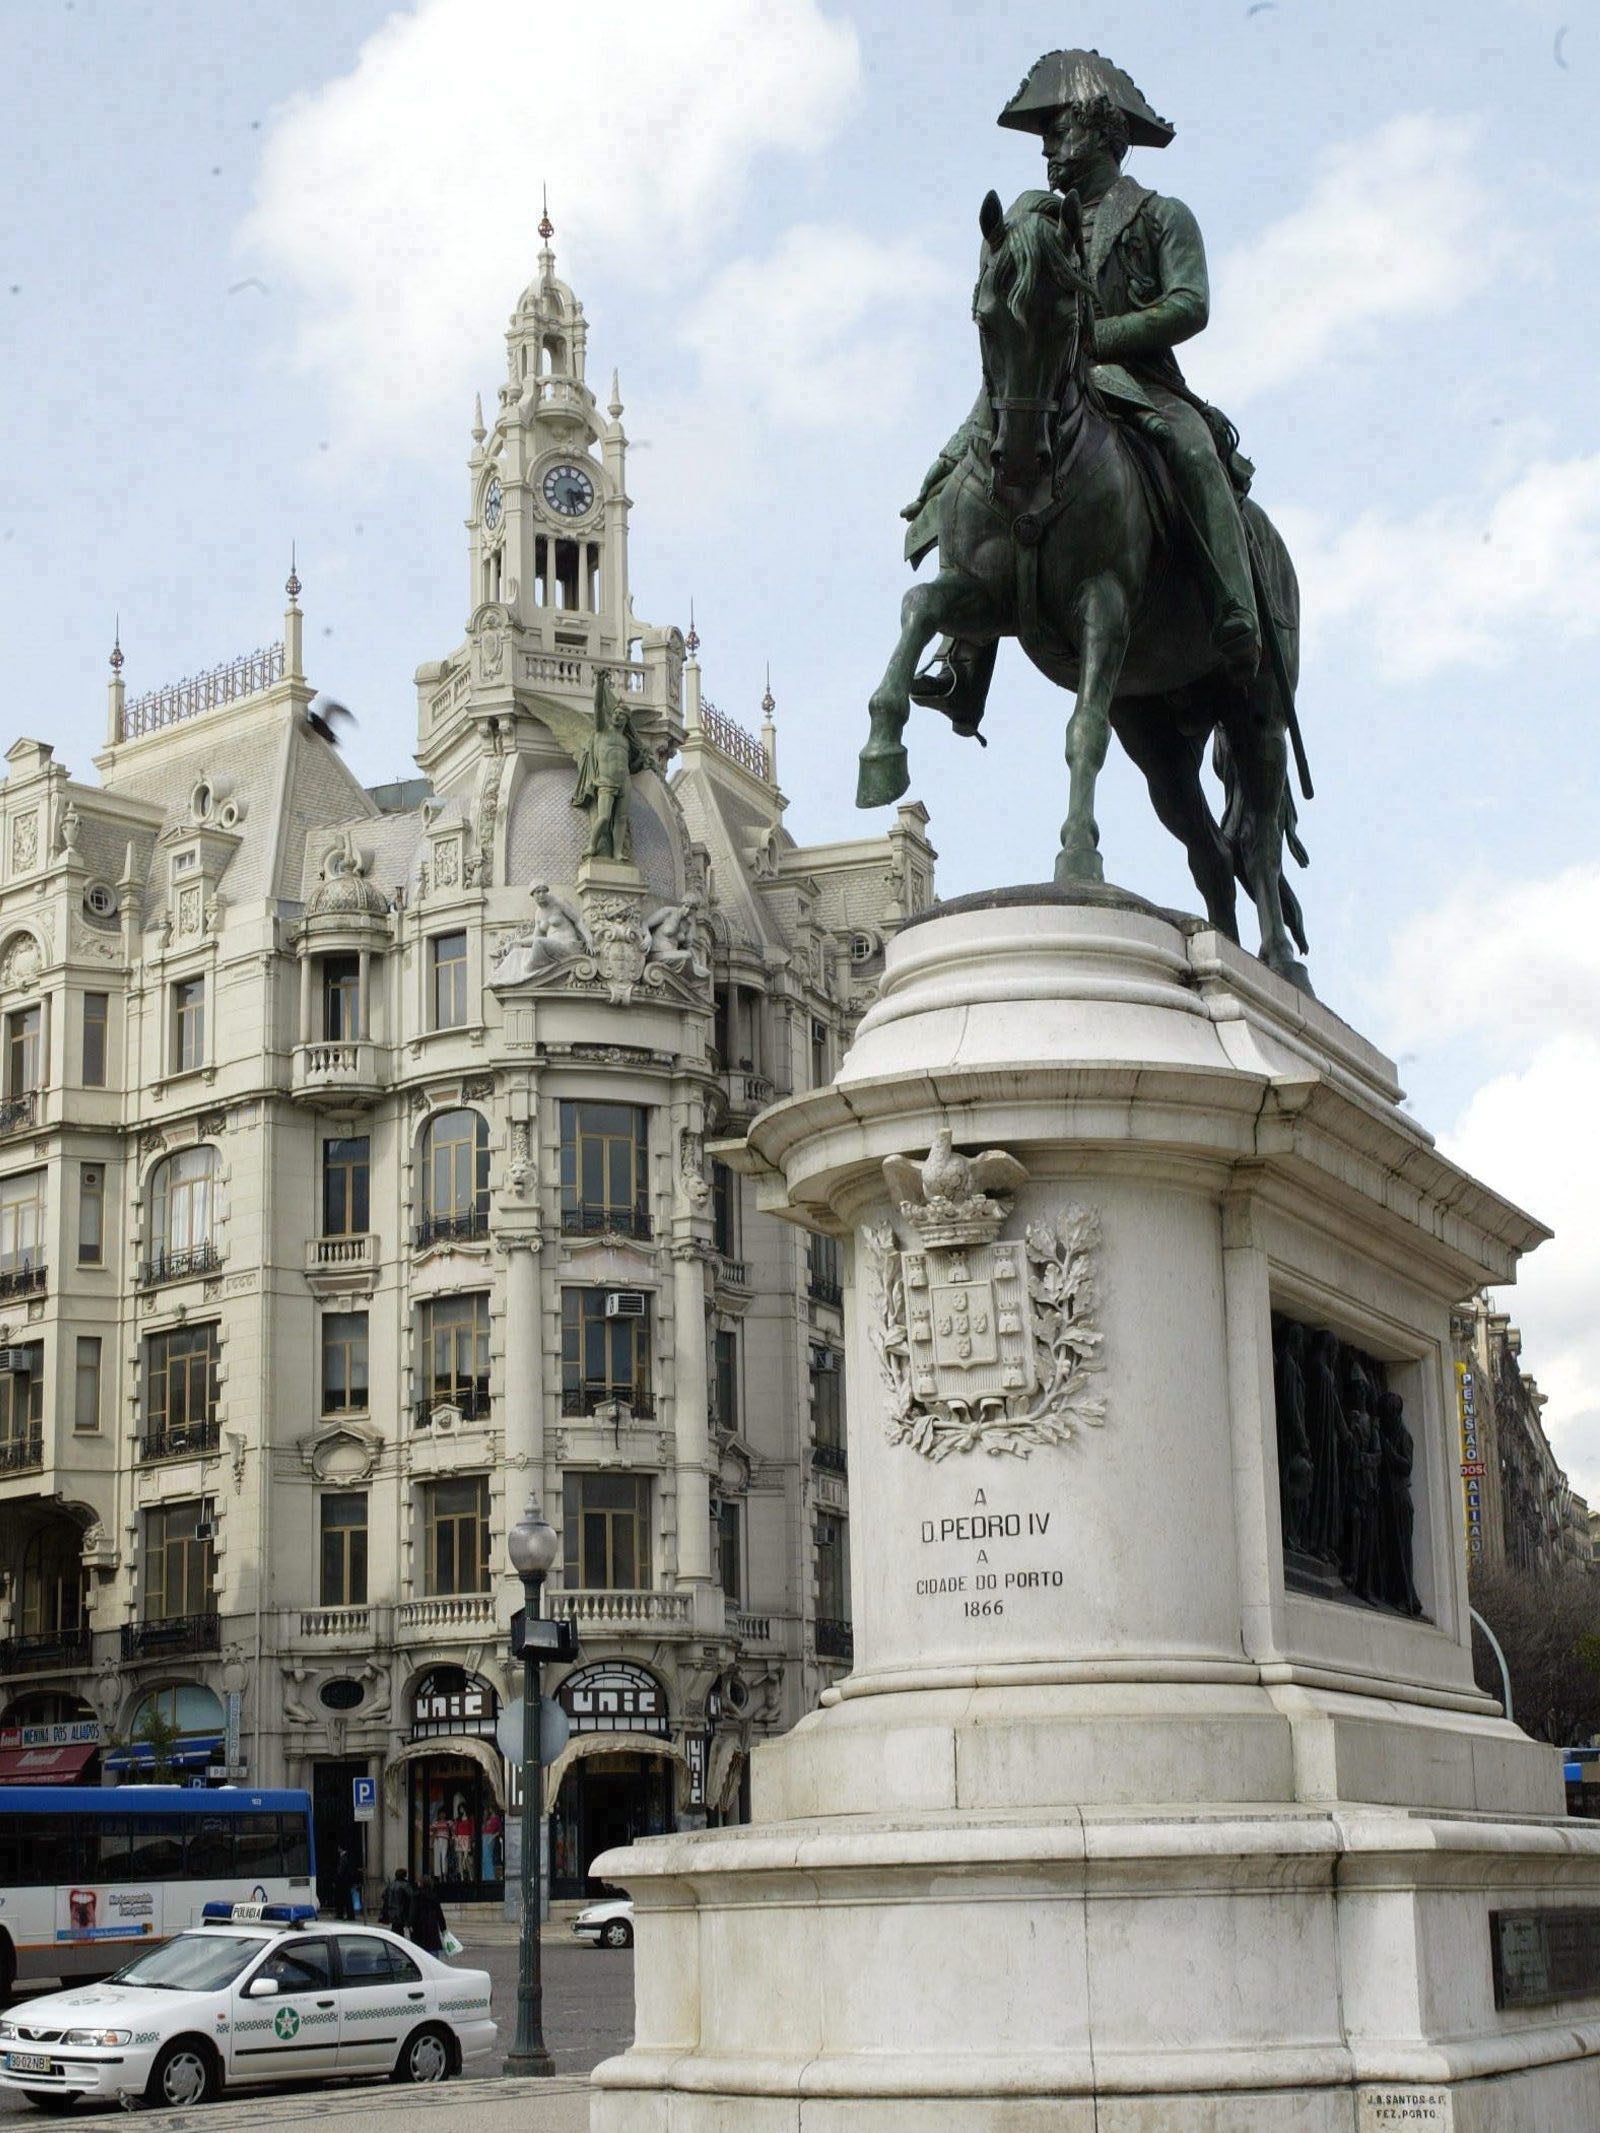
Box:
left=859, top=49, right=1314, bottom=991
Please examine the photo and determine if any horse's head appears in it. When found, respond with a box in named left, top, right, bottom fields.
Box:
left=974, top=188, right=1094, bottom=507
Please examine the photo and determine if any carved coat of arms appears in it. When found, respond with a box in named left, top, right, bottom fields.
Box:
left=865, top=1129, right=1104, bottom=1460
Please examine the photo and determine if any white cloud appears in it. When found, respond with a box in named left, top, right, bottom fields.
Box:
left=1445, top=1036, right=1600, bottom=1503
left=1370, top=863, right=1600, bottom=1055
left=241, top=0, right=860, bottom=446
left=678, top=224, right=951, bottom=429
left=1280, top=453, right=1600, bottom=680
left=1193, top=114, right=1492, bottom=404
left=1373, top=868, right=1600, bottom=1500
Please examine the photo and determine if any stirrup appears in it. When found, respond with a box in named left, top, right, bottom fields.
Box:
left=908, top=659, right=958, bottom=705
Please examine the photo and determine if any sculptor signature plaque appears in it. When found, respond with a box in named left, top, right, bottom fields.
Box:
left=864, top=1129, right=1103, bottom=1460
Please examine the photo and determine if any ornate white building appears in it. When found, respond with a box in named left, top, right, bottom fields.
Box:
left=0, top=228, right=935, bottom=1901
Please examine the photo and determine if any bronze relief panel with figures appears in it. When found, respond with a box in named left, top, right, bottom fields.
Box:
left=1271, top=1313, right=1424, bottom=1619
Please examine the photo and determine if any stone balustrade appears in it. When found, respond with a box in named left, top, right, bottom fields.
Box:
left=395, top=1595, right=498, bottom=1636
left=548, top=1588, right=693, bottom=1634
left=297, top=1606, right=372, bottom=1640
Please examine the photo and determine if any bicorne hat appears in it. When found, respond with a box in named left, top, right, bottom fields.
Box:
left=997, top=49, right=1175, bottom=149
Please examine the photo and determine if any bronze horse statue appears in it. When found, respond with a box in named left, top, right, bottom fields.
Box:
left=859, top=188, right=1312, bottom=991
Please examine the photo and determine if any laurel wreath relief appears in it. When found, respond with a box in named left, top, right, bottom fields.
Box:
left=863, top=1206, right=1106, bottom=1460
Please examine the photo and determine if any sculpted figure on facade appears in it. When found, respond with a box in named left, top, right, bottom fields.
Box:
left=491, top=882, right=592, bottom=986
left=644, top=895, right=711, bottom=983
left=572, top=671, right=650, bottom=861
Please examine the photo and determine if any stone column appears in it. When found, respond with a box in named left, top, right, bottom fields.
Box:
left=501, top=1236, right=543, bottom=1482
left=672, top=1245, right=712, bottom=1583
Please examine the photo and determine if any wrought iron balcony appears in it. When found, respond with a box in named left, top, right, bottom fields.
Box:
left=413, top=1207, right=489, bottom=1250
left=0, top=1260, right=46, bottom=1301
left=808, top=1274, right=843, bottom=1307
left=559, top=1203, right=652, bottom=1242
left=0, top=1624, right=90, bottom=1675
left=0, top=1090, right=38, bottom=1135
left=815, top=1617, right=854, bottom=1662
left=560, top=1384, right=655, bottom=1419
left=0, top=1432, right=44, bottom=1475
left=812, top=1440, right=849, bottom=1478
left=122, top=1612, right=221, bottom=1660
left=137, top=1240, right=222, bottom=1287
left=141, top=1419, right=222, bottom=1462
left=412, top=1383, right=492, bottom=1427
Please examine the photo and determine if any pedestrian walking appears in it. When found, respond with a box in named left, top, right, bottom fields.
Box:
left=378, top=1865, right=414, bottom=1935
left=330, top=1841, right=360, bottom=1921
left=409, top=1873, right=448, bottom=1956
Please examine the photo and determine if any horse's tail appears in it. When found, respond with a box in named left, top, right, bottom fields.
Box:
left=1213, top=727, right=1311, bottom=959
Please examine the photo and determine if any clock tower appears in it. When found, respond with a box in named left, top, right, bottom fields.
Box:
left=415, top=208, right=683, bottom=791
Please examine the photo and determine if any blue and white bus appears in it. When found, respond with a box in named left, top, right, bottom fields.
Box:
left=0, top=1787, right=314, bottom=1998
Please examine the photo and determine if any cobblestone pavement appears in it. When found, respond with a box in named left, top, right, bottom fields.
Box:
left=0, top=1933, right=633, bottom=2125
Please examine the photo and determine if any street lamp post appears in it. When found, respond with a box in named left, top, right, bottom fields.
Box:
left=505, top=1498, right=559, bottom=2079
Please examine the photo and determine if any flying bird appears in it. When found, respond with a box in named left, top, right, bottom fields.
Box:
left=307, top=694, right=356, bottom=747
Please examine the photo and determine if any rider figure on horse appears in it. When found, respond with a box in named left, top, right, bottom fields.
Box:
left=904, top=49, right=1263, bottom=728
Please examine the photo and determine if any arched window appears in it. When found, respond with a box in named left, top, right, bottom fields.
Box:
left=147, top=1146, right=220, bottom=1280
left=418, top=1110, right=489, bottom=1245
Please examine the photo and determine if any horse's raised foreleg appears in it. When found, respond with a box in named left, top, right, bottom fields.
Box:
left=859, top=571, right=993, bottom=807
left=1056, top=577, right=1130, bottom=885
left=1220, top=692, right=1311, bottom=992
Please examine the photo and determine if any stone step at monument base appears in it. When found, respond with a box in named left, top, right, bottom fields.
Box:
left=753, top=1677, right=1563, bottom=1824
left=589, top=1805, right=1600, bottom=2132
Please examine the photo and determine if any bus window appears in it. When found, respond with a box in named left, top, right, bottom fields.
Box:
left=234, top=1814, right=280, bottom=1879
left=184, top=1813, right=234, bottom=1878
left=82, top=1816, right=134, bottom=1882
left=281, top=1813, right=311, bottom=1878
left=129, top=1817, right=183, bottom=1880
left=24, top=1815, right=76, bottom=1888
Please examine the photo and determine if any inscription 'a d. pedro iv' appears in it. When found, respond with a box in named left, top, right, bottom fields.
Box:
left=914, top=1490, right=1066, bottom=1616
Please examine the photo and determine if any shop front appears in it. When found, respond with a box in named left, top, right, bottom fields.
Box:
left=548, top=1662, right=678, bottom=1899
left=104, top=1684, right=227, bottom=1783
left=401, top=1668, right=505, bottom=1901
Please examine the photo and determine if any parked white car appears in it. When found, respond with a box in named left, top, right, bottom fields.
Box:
left=572, top=1897, right=634, bottom=1949
left=0, top=1902, right=495, bottom=2111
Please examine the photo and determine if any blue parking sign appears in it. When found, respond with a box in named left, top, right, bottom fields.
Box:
left=352, top=1775, right=377, bottom=1822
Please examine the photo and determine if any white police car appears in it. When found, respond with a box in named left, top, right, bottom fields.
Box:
left=0, top=1902, right=496, bottom=2111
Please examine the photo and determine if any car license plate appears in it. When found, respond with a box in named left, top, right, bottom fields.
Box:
left=5, top=2053, right=55, bottom=2075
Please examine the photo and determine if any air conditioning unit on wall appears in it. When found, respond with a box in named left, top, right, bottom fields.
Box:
left=0, top=1349, right=32, bottom=1373
left=605, top=1291, right=647, bottom=1320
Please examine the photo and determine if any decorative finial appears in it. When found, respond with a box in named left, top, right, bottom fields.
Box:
left=109, top=617, right=123, bottom=673
left=538, top=184, right=554, bottom=244
left=471, top=391, right=486, bottom=444
left=761, top=664, right=775, bottom=718
left=685, top=602, right=699, bottom=656
left=609, top=368, right=623, bottom=420
left=286, top=542, right=301, bottom=605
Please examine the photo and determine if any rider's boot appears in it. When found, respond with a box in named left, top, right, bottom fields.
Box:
left=909, top=637, right=997, bottom=739
left=1170, top=451, right=1262, bottom=687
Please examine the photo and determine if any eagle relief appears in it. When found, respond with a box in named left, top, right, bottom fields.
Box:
left=864, top=1129, right=1104, bottom=1460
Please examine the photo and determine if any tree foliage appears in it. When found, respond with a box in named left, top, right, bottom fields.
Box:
left=1470, top=1561, right=1600, bottom=1745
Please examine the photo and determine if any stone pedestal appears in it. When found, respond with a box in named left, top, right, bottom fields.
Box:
left=591, top=893, right=1600, bottom=2131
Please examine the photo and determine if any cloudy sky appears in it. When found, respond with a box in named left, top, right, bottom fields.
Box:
left=5, top=1, right=1598, bottom=1494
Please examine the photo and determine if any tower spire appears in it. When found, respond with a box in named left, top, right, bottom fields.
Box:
left=285, top=544, right=304, bottom=683
left=538, top=184, right=556, bottom=289
left=761, top=665, right=778, bottom=784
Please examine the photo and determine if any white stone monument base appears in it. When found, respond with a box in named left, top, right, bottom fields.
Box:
left=590, top=894, right=1600, bottom=2129
left=591, top=1804, right=1600, bottom=2131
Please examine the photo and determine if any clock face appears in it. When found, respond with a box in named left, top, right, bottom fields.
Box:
left=543, top=462, right=596, bottom=518
left=483, top=477, right=503, bottom=531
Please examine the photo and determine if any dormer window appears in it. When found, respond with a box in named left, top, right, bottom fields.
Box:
left=173, top=849, right=198, bottom=874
